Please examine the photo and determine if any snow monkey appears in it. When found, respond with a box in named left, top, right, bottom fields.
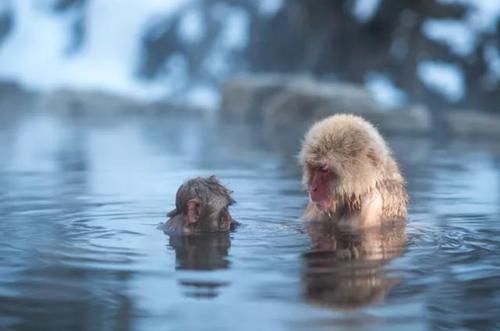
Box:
left=299, top=114, right=408, bottom=229
left=164, top=176, right=236, bottom=235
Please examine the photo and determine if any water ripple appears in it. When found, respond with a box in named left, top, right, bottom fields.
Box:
left=1, top=114, right=500, bottom=330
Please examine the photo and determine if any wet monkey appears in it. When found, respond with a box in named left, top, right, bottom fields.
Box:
left=164, top=176, right=236, bottom=235
left=299, top=114, right=408, bottom=228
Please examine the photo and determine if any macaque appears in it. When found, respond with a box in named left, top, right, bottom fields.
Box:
left=299, top=114, right=408, bottom=228
left=163, top=176, right=236, bottom=235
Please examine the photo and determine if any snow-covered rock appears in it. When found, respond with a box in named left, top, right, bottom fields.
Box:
left=219, top=75, right=291, bottom=121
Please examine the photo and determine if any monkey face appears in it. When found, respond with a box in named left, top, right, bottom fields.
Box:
left=308, top=165, right=336, bottom=210
left=217, top=207, right=234, bottom=232
left=197, top=203, right=234, bottom=233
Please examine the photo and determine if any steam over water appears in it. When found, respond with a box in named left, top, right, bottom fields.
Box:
left=1, top=111, right=500, bottom=331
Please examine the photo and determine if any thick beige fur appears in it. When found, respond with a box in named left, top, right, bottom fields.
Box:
left=299, top=114, right=408, bottom=227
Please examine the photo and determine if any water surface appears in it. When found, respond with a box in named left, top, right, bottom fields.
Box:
left=1, top=111, right=499, bottom=331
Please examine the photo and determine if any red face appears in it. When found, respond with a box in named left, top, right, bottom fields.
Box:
left=217, top=207, right=233, bottom=232
left=194, top=206, right=234, bottom=233
left=309, top=166, right=335, bottom=210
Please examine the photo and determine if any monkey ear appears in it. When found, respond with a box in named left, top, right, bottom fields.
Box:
left=186, top=199, right=201, bottom=224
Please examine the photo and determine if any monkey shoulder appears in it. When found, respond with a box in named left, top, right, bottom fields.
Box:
left=376, top=179, right=408, bottom=221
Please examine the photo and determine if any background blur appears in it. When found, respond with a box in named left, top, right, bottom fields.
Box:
left=1, top=0, right=499, bottom=111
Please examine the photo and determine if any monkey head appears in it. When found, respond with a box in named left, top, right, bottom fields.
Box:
left=299, top=114, right=397, bottom=212
left=166, top=176, right=235, bottom=235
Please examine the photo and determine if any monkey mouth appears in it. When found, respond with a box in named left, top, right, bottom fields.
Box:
left=310, top=196, right=332, bottom=210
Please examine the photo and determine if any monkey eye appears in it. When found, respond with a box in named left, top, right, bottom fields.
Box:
left=318, top=166, right=329, bottom=173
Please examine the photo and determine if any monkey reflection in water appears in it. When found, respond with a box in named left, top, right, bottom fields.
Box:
left=302, top=222, right=406, bottom=309
left=161, top=176, right=237, bottom=298
left=169, top=233, right=233, bottom=299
